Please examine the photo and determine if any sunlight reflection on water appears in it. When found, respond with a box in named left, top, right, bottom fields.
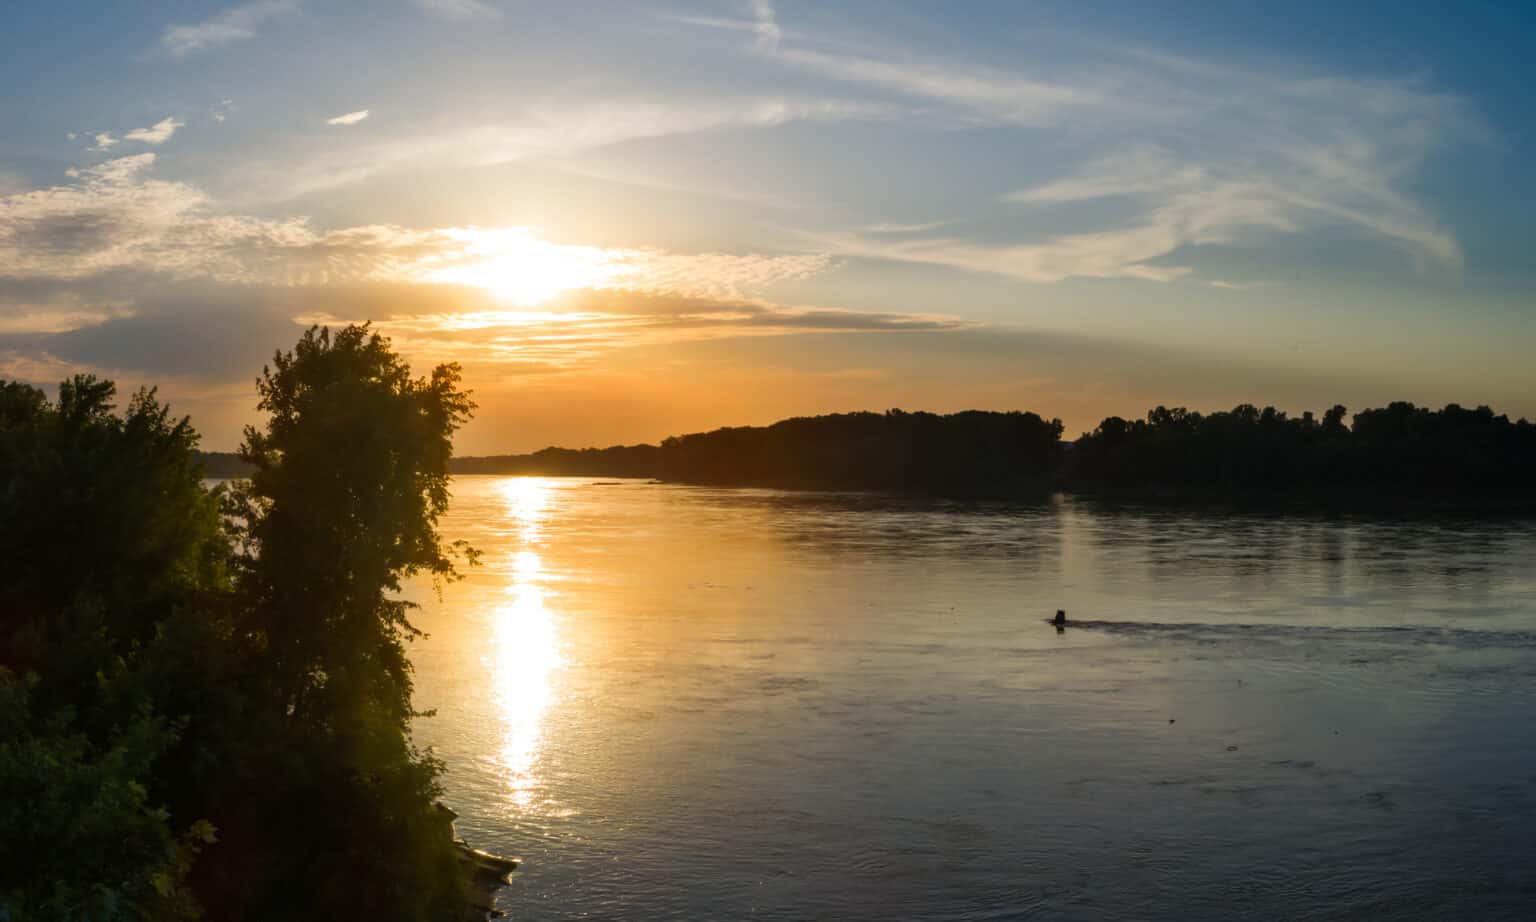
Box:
left=489, top=478, right=563, bottom=809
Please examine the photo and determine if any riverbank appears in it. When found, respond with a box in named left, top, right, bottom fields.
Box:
left=439, top=804, right=519, bottom=918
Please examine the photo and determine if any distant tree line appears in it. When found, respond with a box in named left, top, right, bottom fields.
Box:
left=452, top=409, right=1065, bottom=492
left=2, top=326, right=485, bottom=921
left=441, top=402, right=1536, bottom=502
left=1068, top=402, right=1536, bottom=499
left=196, top=451, right=254, bottom=479
left=450, top=444, right=662, bottom=478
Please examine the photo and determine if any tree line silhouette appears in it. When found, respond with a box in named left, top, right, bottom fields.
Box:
left=443, top=402, right=1536, bottom=502
left=455, top=409, right=1064, bottom=491
left=2, top=326, right=486, bottom=921
left=1069, top=402, right=1536, bottom=499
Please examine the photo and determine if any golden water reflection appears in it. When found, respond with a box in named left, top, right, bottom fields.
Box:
left=491, top=478, right=563, bottom=808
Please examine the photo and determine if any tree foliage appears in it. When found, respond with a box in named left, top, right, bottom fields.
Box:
left=0, top=376, right=225, bottom=920
left=232, top=324, right=475, bottom=726
left=0, top=325, right=480, bottom=922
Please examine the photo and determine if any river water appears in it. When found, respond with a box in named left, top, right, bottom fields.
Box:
left=402, top=477, right=1536, bottom=920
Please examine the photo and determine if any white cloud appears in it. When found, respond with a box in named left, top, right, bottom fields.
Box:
left=91, top=132, right=118, bottom=151
left=0, top=307, right=134, bottom=335
left=817, top=224, right=1194, bottom=284
left=1, top=155, right=308, bottom=282
left=861, top=221, right=954, bottom=234
left=681, top=1, right=1107, bottom=126
left=235, top=96, right=897, bottom=203
left=413, top=0, right=498, bottom=20
left=687, top=4, right=1474, bottom=284
left=841, top=122, right=1463, bottom=284
left=776, top=47, right=1104, bottom=125
left=161, top=0, right=300, bottom=58
left=990, top=81, right=1467, bottom=278
left=326, top=110, right=371, bottom=126
left=0, top=157, right=838, bottom=299
left=748, top=0, right=781, bottom=52
left=0, top=158, right=957, bottom=381
left=0, top=350, right=96, bottom=384
left=295, top=291, right=967, bottom=374
left=125, top=117, right=185, bottom=145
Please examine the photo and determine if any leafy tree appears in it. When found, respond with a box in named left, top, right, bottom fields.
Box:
left=230, top=324, right=475, bottom=725
left=0, top=672, right=214, bottom=922
left=0, top=378, right=224, bottom=920
left=2, top=326, right=485, bottom=922
left=204, top=325, right=478, bottom=921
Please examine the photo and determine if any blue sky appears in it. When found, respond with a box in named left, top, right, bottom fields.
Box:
left=1, top=1, right=1532, bottom=452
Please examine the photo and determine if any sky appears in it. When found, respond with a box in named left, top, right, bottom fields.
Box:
left=1, top=0, right=1533, bottom=453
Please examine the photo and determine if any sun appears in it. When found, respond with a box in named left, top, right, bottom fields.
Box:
left=427, top=227, right=629, bottom=305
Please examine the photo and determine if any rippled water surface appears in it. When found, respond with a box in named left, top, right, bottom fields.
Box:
left=402, top=478, right=1536, bottom=920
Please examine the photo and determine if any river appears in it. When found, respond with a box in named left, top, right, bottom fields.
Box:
left=402, top=477, right=1536, bottom=920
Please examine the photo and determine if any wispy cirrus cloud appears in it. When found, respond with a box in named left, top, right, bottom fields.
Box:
left=235, top=95, right=899, bottom=203
left=160, top=0, right=300, bottom=58
left=747, top=0, right=782, bottom=52
left=413, top=0, right=498, bottom=20
left=296, top=289, right=969, bottom=374
left=994, top=129, right=1463, bottom=279
left=326, top=110, right=371, bottom=126
left=860, top=221, right=954, bottom=235
left=124, top=117, right=185, bottom=145
left=816, top=224, right=1196, bottom=284
left=0, top=305, right=134, bottom=335
left=776, top=46, right=1104, bottom=126
left=681, top=1, right=1109, bottom=126
left=688, top=2, right=1477, bottom=285
left=0, top=349, right=98, bottom=384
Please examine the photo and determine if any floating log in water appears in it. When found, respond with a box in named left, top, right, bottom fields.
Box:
left=457, top=843, right=521, bottom=918
left=437, top=803, right=520, bottom=919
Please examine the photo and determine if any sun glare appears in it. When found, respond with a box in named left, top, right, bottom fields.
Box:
left=428, top=227, right=630, bottom=305
left=490, top=476, right=565, bottom=810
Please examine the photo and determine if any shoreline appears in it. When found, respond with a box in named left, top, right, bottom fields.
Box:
left=437, top=473, right=1536, bottom=517
left=437, top=804, right=519, bottom=919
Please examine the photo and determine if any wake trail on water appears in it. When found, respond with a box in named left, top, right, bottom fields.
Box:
left=1049, top=619, right=1536, bottom=650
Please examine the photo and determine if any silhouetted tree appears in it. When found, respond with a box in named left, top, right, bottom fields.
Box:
left=231, top=324, right=474, bottom=726
left=1, top=326, right=485, bottom=922
left=1, top=377, right=224, bottom=919
left=207, top=325, right=478, bottom=920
